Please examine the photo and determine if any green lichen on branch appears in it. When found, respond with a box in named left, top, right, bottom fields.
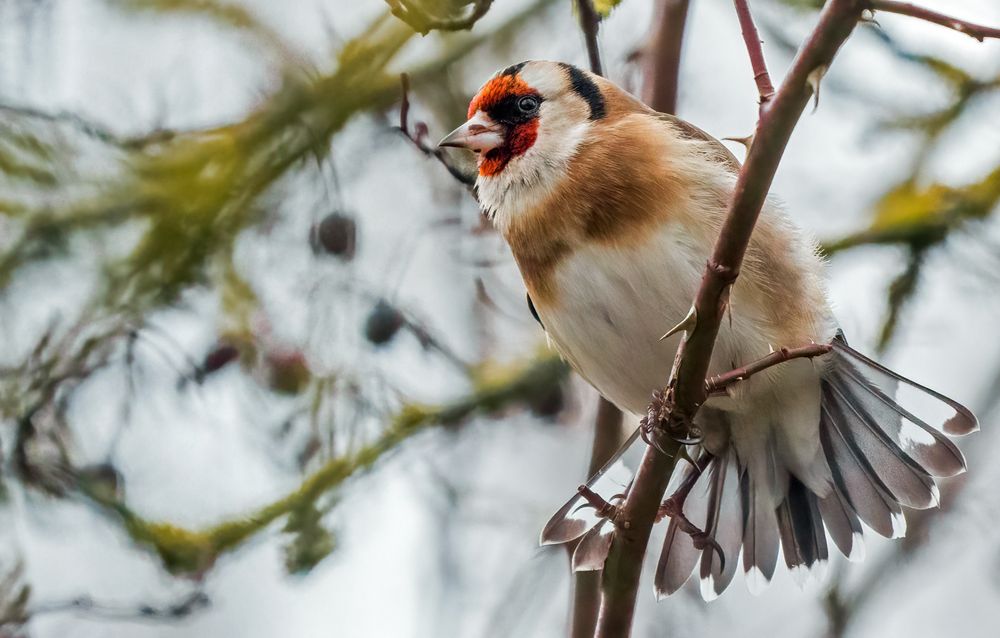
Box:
left=1, top=0, right=555, bottom=308
left=82, top=353, right=568, bottom=576
left=823, top=166, right=1000, bottom=255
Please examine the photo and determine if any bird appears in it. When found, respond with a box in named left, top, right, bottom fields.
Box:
left=438, top=60, right=978, bottom=599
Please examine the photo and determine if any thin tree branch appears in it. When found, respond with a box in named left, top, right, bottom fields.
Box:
left=396, top=74, right=477, bottom=187
left=869, top=1, right=1000, bottom=42
left=594, top=2, right=867, bottom=635
left=705, top=342, right=832, bottom=396
left=642, top=0, right=691, bottom=113
left=570, top=398, right=623, bottom=638
left=575, top=0, right=604, bottom=76
left=733, top=0, right=777, bottom=106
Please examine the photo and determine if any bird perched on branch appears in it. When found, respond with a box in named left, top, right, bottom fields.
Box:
left=439, top=60, right=977, bottom=599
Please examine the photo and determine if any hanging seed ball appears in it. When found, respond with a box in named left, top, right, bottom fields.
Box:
left=310, top=212, right=356, bottom=260
left=267, top=350, right=311, bottom=395
left=203, top=343, right=240, bottom=373
left=364, top=299, right=404, bottom=346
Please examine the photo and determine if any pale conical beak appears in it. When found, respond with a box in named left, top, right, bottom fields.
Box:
left=438, top=111, right=504, bottom=152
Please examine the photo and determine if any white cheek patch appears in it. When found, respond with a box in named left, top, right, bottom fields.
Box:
left=477, top=117, right=590, bottom=233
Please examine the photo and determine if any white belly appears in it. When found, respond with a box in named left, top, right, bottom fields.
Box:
left=534, top=224, right=834, bottom=492
left=537, top=223, right=769, bottom=415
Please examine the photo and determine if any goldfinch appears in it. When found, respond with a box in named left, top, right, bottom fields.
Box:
left=439, top=60, right=977, bottom=599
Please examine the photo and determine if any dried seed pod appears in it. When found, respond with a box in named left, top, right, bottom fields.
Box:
left=364, top=299, right=404, bottom=346
left=266, top=351, right=311, bottom=395
left=310, top=212, right=356, bottom=260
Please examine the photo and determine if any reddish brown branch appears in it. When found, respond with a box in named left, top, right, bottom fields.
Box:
left=575, top=0, right=604, bottom=77
left=733, top=0, right=776, bottom=106
left=593, top=2, right=867, bottom=636
left=705, top=342, right=832, bottom=396
left=569, top=397, right=623, bottom=638
left=395, top=74, right=476, bottom=188
left=642, top=0, right=691, bottom=113
left=869, top=1, right=1000, bottom=42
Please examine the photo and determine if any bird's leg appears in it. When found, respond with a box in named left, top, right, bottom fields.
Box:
left=576, top=485, right=628, bottom=527
left=655, top=452, right=725, bottom=569
left=641, top=388, right=703, bottom=449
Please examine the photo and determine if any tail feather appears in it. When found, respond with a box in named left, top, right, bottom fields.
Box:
left=572, top=519, right=614, bottom=571
left=817, top=485, right=863, bottom=561
left=654, top=517, right=700, bottom=598
left=820, top=397, right=903, bottom=538
left=571, top=336, right=976, bottom=600
left=700, top=450, right=743, bottom=599
left=654, top=459, right=707, bottom=597
left=831, top=345, right=967, bottom=477
left=741, top=466, right=780, bottom=594
left=825, top=374, right=939, bottom=510
left=776, top=477, right=828, bottom=572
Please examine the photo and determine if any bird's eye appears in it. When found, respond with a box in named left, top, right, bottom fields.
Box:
left=517, top=96, right=540, bottom=114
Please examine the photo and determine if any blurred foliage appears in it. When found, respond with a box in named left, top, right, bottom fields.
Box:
left=592, top=0, right=624, bottom=18
left=0, top=0, right=562, bottom=585
left=81, top=353, right=566, bottom=576
left=283, top=501, right=337, bottom=575
left=817, top=29, right=1000, bottom=350
left=110, top=0, right=303, bottom=62
left=0, top=564, right=30, bottom=633
left=386, top=0, right=495, bottom=34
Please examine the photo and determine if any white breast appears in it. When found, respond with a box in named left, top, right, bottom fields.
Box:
left=537, top=222, right=708, bottom=415
left=536, top=222, right=835, bottom=492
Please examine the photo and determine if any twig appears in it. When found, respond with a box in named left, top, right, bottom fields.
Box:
left=594, top=2, right=867, bottom=635
left=642, top=0, right=691, bottom=113
left=388, top=0, right=495, bottom=35
left=705, top=342, right=832, bottom=395
left=569, top=397, right=622, bottom=638
left=869, top=1, right=1000, bottom=42
left=29, top=590, right=209, bottom=623
left=575, top=0, right=604, bottom=76
left=396, top=74, right=477, bottom=188
left=733, top=0, right=776, bottom=106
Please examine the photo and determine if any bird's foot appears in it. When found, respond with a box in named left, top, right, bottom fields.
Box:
left=657, top=494, right=725, bottom=570
left=641, top=389, right=703, bottom=448
left=575, top=485, right=627, bottom=527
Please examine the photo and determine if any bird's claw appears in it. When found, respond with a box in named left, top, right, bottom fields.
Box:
left=657, top=496, right=725, bottom=571
left=641, top=389, right=704, bottom=450
left=575, top=485, right=624, bottom=523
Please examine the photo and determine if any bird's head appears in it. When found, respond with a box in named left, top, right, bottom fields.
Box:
left=439, top=61, right=608, bottom=177
left=439, top=61, right=630, bottom=221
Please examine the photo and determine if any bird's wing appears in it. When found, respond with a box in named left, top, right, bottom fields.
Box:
left=655, top=113, right=742, bottom=174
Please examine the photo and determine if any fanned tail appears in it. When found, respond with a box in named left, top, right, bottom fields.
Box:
left=543, top=333, right=976, bottom=600
left=652, top=333, right=975, bottom=598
